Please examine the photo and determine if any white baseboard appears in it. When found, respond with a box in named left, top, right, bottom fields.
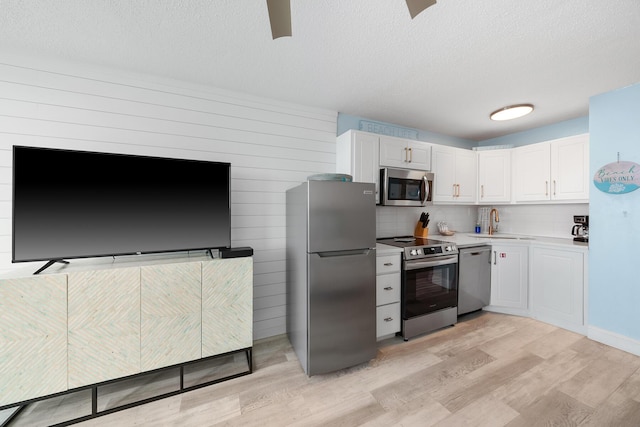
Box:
left=588, top=326, right=640, bottom=357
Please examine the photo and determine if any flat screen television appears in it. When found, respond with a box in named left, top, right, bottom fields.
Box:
left=12, top=146, right=231, bottom=272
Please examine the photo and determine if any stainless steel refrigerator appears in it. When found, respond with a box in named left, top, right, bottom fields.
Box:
left=286, top=180, right=377, bottom=376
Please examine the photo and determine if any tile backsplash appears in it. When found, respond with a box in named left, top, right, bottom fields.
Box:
left=376, top=203, right=589, bottom=239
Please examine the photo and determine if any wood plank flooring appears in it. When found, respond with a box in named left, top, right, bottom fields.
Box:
left=9, top=311, right=640, bottom=426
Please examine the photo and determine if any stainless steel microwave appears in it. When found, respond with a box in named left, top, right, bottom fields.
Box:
left=380, top=168, right=434, bottom=206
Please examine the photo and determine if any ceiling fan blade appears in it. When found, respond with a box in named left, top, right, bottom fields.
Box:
left=266, top=0, right=292, bottom=39
left=405, top=0, right=437, bottom=19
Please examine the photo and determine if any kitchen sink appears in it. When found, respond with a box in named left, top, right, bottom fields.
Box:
left=466, top=234, right=536, bottom=240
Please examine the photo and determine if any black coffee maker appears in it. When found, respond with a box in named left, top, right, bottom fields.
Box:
left=571, top=215, right=589, bottom=242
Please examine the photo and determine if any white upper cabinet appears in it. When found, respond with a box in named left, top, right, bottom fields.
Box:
left=336, top=130, right=381, bottom=203
left=379, top=135, right=432, bottom=171
left=432, top=145, right=477, bottom=203
left=478, top=150, right=511, bottom=203
left=513, top=134, right=589, bottom=202
left=551, top=134, right=590, bottom=201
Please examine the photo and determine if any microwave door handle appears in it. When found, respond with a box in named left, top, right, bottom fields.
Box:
left=421, top=175, right=429, bottom=204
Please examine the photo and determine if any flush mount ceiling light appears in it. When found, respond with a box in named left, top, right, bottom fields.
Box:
left=265, top=0, right=437, bottom=40
left=490, top=104, right=535, bottom=121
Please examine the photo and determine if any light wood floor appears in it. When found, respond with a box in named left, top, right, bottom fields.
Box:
left=11, top=311, right=640, bottom=426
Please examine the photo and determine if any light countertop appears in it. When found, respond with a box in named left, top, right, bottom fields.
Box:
left=377, top=233, right=588, bottom=252
left=376, top=243, right=403, bottom=255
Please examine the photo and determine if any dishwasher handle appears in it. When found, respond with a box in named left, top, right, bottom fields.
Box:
left=460, top=247, right=491, bottom=261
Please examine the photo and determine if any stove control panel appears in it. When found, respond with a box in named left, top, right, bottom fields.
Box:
left=404, top=243, right=458, bottom=260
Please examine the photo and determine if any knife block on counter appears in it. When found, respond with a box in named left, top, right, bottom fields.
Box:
left=413, top=222, right=429, bottom=238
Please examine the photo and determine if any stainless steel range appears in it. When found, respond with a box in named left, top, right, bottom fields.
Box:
left=377, top=236, right=459, bottom=340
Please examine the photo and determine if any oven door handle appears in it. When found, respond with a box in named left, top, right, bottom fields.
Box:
left=404, top=255, right=458, bottom=270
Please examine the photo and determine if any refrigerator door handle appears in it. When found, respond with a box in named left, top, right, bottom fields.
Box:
left=317, top=249, right=374, bottom=258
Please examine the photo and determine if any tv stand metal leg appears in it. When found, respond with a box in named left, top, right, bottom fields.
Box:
left=33, top=259, right=70, bottom=275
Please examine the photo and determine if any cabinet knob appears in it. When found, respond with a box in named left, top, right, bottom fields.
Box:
left=384, top=286, right=393, bottom=290
left=384, top=317, right=393, bottom=322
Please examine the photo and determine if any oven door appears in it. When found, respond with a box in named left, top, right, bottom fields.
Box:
left=402, top=255, right=458, bottom=319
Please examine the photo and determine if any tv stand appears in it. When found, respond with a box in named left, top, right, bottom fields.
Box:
left=33, top=259, right=69, bottom=275
left=1, top=254, right=253, bottom=424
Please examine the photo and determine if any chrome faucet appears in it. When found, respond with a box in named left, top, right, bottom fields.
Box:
left=489, top=208, right=500, bottom=235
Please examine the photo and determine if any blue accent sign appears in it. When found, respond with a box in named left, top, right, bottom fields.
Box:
left=593, top=161, right=640, bottom=194
left=358, top=120, right=419, bottom=140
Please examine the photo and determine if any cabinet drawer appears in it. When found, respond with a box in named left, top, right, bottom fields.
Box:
left=376, top=254, right=401, bottom=274
left=377, top=303, right=401, bottom=338
left=376, top=273, right=401, bottom=306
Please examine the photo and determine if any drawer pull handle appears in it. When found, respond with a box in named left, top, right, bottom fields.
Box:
left=384, top=317, right=393, bottom=322
left=384, top=286, right=393, bottom=290
left=383, top=262, right=393, bottom=266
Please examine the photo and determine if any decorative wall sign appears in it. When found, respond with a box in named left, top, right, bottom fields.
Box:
left=593, top=160, right=640, bottom=194
left=358, top=120, right=419, bottom=139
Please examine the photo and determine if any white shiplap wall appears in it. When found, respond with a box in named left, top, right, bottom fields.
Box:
left=0, top=53, right=337, bottom=340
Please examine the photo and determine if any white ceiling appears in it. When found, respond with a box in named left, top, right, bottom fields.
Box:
left=2, top=0, right=640, bottom=141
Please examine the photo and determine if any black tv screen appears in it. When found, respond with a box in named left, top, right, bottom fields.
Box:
left=12, top=146, right=231, bottom=264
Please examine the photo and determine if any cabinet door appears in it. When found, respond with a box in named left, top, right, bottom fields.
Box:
left=0, top=275, right=67, bottom=406
left=67, top=267, right=140, bottom=388
left=407, top=140, right=432, bottom=170
left=379, top=136, right=410, bottom=169
left=490, top=245, right=528, bottom=312
left=377, top=303, right=401, bottom=339
left=513, top=143, right=551, bottom=202
left=432, top=145, right=457, bottom=202
left=531, top=247, right=584, bottom=332
left=141, top=262, right=202, bottom=371
left=478, top=150, right=511, bottom=203
left=376, top=272, right=401, bottom=306
left=202, top=258, right=253, bottom=357
left=551, top=134, right=589, bottom=201
left=455, top=149, right=477, bottom=203
left=336, top=130, right=380, bottom=203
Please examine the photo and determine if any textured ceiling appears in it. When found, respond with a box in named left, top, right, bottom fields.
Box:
left=1, top=0, right=640, bottom=141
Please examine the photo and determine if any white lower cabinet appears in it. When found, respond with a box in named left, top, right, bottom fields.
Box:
left=530, top=246, right=586, bottom=334
left=0, top=274, right=67, bottom=406
left=141, top=262, right=202, bottom=372
left=377, top=302, right=401, bottom=338
left=376, top=252, right=401, bottom=340
left=202, top=257, right=253, bottom=357
left=487, top=244, right=529, bottom=316
left=67, top=267, right=141, bottom=388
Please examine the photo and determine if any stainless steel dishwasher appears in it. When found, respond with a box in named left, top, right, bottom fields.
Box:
left=458, top=246, right=491, bottom=315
